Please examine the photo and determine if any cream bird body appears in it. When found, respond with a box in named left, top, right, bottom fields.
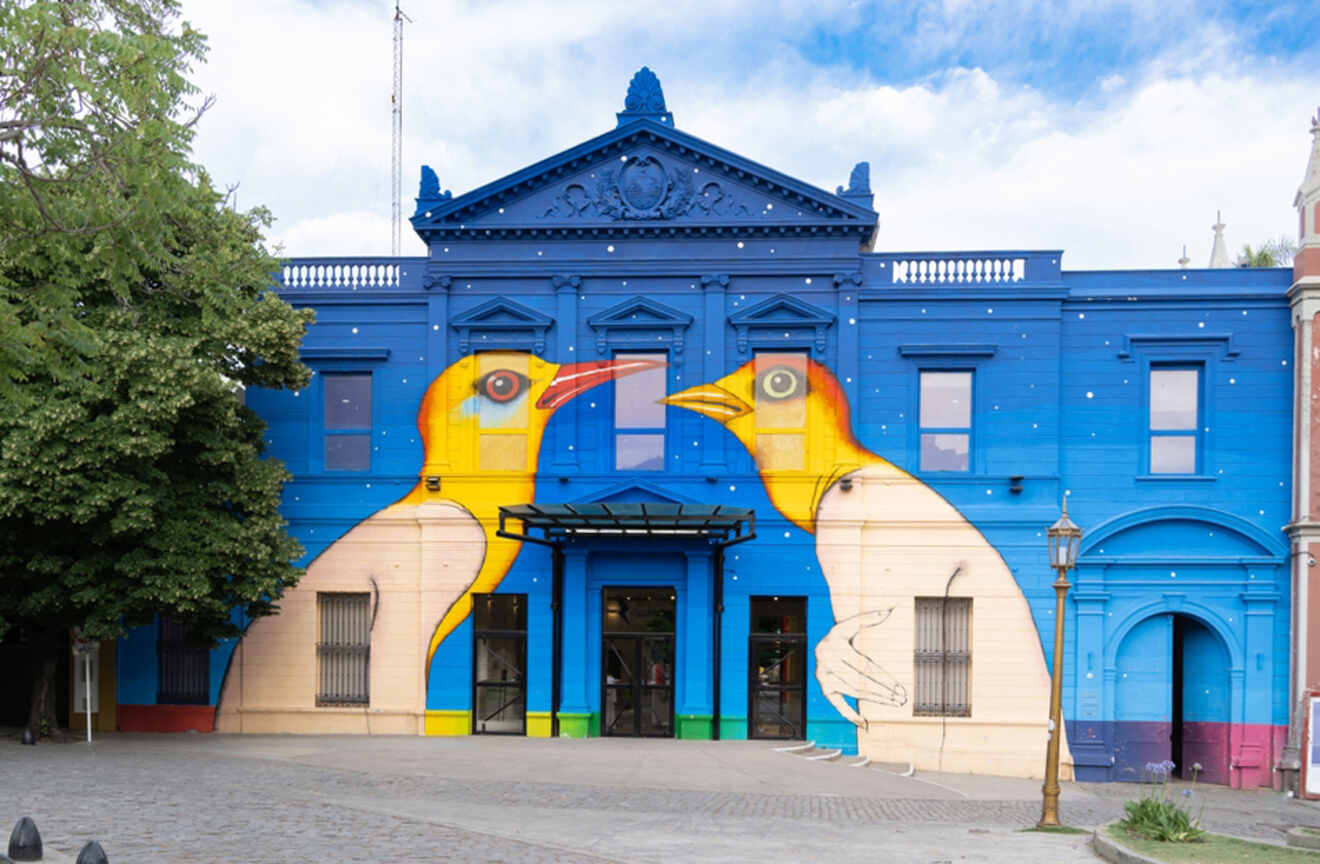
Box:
left=665, top=354, right=1070, bottom=776
left=215, top=351, right=660, bottom=734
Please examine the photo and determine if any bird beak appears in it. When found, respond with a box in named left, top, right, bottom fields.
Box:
left=660, top=383, right=751, bottom=421
left=536, top=357, right=666, bottom=410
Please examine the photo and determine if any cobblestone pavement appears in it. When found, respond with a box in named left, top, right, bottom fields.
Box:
left=4, top=734, right=1319, bottom=862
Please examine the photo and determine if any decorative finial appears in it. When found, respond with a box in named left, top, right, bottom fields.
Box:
left=1178, top=244, right=1190, bottom=269
left=617, top=67, right=674, bottom=128
left=414, top=165, right=452, bottom=214
left=836, top=162, right=872, bottom=198
left=1208, top=211, right=1229, bottom=268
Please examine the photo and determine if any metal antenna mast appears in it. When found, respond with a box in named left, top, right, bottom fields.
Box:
left=391, top=2, right=411, bottom=256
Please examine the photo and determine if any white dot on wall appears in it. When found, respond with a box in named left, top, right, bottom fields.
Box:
left=729, top=485, right=736, bottom=492
left=537, top=251, right=543, bottom=257
left=1259, top=509, right=1266, bottom=515
left=443, top=247, right=449, bottom=253
left=986, top=489, right=992, bottom=495
left=293, top=391, right=300, bottom=397
left=849, top=317, right=856, bottom=325
left=881, top=424, right=887, bottom=431
left=1229, top=378, right=1236, bottom=384
left=498, top=208, right=504, bottom=214
left=1283, top=360, right=1288, bottom=366
left=569, top=346, right=575, bottom=352
left=845, top=377, right=852, bottom=383
left=1078, top=313, right=1085, bottom=319
left=607, top=245, right=615, bottom=253
left=737, top=242, right=745, bottom=249
left=1123, top=379, right=1128, bottom=384
left=568, top=445, right=574, bottom=451
left=1086, top=672, right=1094, bottom=679
left=1033, top=423, right=1039, bottom=429
left=987, top=308, right=993, bottom=314
left=993, top=404, right=999, bottom=411
left=784, top=531, right=791, bottom=538
left=1197, top=322, right=1204, bottom=328
left=433, top=324, right=439, bottom=330
left=693, top=440, right=700, bottom=447
left=402, top=379, right=407, bottom=384
left=804, top=277, right=813, bottom=285
left=351, top=327, right=358, bottom=334
left=1086, top=391, right=1093, bottom=398
left=921, top=308, right=926, bottom=314
left=589, top=402, right=596, bottom=408
left=1242, top=310, right=1248, bottom=315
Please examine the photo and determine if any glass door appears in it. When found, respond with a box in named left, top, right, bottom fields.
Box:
left=472, top=593, right=527, bottom=735
left=749, top=597, right=806, bottom=739
left=602, top=588, right=675, bottom=737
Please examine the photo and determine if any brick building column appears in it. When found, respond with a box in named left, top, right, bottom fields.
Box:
left=1282, top=110, right=1320, bottom=791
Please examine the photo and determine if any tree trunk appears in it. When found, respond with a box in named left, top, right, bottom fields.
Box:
left=25, top=627, right=61, bottom=740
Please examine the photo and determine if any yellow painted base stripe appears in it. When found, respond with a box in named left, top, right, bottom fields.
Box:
left=527, top=711, right=552, bottom=738
left=424, top=709, right=472, bottom=736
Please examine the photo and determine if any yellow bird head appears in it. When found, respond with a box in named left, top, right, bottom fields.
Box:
left=661, top=353, right=875, bottom=533
left=414, top=351, right=664, bottom=477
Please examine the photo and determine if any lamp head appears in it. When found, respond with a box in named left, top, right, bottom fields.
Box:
left=1047, top=496, right=1082, bottom=571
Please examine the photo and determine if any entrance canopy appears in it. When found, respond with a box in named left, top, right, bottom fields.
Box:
left=498, top=502, right=754, bottom=545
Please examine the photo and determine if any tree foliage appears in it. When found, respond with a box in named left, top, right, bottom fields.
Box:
left=1235, top=236, right=1299, bottom=268
left=0, top=0, right=313, bottom=728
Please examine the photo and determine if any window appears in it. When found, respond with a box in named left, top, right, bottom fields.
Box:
left=748, top=597, right=807, bottom=739
left=157, top=616, right=209, bottom=705
left=1149, top=366, right=1200, bottom=474
left=919, top=371, right=971, bottom=472
left=317, top=592, right=370, bottom=705
left=473, top=594, right=527, bottom=735
left=477, top=351, right=530, bottom=471
left=614, top=351, right=667, bottom=470
left=914, top=597, right=971, bottom=717
left=752, top=352, right=808, bottom=471
left=323, top=373, right=371, bottom=470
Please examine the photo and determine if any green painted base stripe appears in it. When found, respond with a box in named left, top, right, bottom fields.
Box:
left=718, top=717, right=747, bottom=740
left=676, top=714, right=713, bottom=740
left=557, top=713, right=591, bottom=738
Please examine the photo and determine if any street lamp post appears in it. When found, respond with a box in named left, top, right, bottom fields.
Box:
left=1039, top=497, right=1082, bottom=828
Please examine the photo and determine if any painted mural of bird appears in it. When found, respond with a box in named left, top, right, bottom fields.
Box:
left=663, top=353, right=1068, bottom=774
left=216, top=351, right=661, bottom=734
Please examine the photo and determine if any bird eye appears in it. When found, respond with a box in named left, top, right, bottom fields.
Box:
left=757, top=365, right=805, bottom=401
left=476, top=369, right=529, bottom=404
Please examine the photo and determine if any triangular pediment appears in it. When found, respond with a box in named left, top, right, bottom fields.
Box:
left=729, top=293, right=835, bottom=328
left=588, top=296, right=693, bottom=330
left=410, top=119, right=877, bottom=242
left=449, top=296, right=553, bottom=355
left=575, top=481, right=697, bottom=507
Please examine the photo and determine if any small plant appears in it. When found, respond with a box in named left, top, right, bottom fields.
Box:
left=1118, top=759, right=1207, bottom=843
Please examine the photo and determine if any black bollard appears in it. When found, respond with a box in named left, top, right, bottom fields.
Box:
left=75, top=841, right=107, bottom=864
left=19, top=728, right=35, bottom=746
left=7, top=817, right=41, bottom=861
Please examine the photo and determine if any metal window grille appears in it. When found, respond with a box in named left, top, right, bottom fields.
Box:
left=913, top=597, right=971, bottom=717
left=317, top=593, right=370, bottom=706
left=157, top=616, right=210, bottom=705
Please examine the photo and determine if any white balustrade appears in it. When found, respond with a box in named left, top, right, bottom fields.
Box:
left=890, top=256, right=1026, bottom=285
left=282, top=260, right=401, bottom=289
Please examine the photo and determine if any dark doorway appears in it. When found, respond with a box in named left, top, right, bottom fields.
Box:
left=472, top=593, right=527, bottom=735
left=602, top=587, right=674, bottom=737
left=748, top=596, right=807, bottom=739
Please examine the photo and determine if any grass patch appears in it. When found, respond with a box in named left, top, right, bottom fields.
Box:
left=1019, top=825, right=1090, bottom=835
left=1108, top=825, right=1320, bottom=863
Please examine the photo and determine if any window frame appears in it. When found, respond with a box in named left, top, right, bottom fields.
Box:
left=1146, top=363, right=1204, bottom=476
left=610, top=349, right=670, bottom=472
left=315, top=370, right=374, bottom=473
left=749, top=349, right=812, bottom=475
left=916, top=367, right=976, bottom=475
left=315, top=591, right=371, bottom=707
left=913, top=596, right=972, bottom=718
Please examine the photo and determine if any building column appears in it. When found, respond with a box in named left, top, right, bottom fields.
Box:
left=551, top=274, right=580, bottom=471
left=834, top=272, right=862, bottom=415
left=557, top=548, right=591, bottom=737
left=677, top=548, right=713, bottom=739
left=423, top=267, right=451, bottom=471
left=700, top=274, right=728, bottom=472
left=1282, top=113, right=1320, bottom=790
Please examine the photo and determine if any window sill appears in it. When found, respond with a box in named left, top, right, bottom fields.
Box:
left=1134, top=474, right=1217, bottom=483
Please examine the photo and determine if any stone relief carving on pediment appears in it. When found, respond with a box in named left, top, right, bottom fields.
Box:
left=539, top=154, right=767, bottom=222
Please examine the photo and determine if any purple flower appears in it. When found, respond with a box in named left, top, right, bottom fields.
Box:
left=1181, top=789, right=1193, bottom=798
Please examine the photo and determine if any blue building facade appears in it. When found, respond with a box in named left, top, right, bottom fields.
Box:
left=112, top=69, right=1299, bottom=788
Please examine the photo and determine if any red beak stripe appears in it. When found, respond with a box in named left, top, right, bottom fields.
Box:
left=536, top=358, right=666, bottom=410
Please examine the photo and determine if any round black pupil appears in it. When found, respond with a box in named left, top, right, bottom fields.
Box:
left=772, top=372, right=792, bottom=390
left=490, top=375, right=511, bottom=394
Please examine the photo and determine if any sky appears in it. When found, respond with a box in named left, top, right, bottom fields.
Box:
left=178, top=0, right=1320, bottom=270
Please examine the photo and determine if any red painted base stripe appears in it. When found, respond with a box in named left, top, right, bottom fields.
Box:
left=117, top=704, right=215, bottom=733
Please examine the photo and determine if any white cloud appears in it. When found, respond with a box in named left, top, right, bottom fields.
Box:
left=179, top=0, right=1320, bottom=269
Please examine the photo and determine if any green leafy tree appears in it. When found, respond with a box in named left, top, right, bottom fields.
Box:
left=0, top=0, right=313, bottom=737
left=1235, top=236, right=1299, bottom=268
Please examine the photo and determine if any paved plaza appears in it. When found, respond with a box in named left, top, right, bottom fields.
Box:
left=4, top=734, right=1320, bottom=862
